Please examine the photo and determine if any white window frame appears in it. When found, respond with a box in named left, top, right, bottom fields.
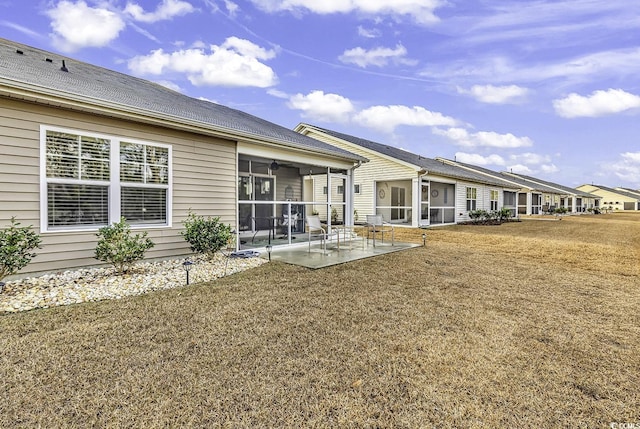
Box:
left=40, top=125, right=172, bottom=232
left=466, top=187, right=477, bottom=211
left=490, top=190, right=499, bottom=211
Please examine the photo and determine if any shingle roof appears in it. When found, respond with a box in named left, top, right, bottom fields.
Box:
left=0, top=38, right=365, bottom=163
left=300, top=124, right=520, bottom=188
left=587, top=184, right=640, bottom=200
left=504, top=172, right=598, bottom=198
left=432, top=159, right=564, bottom=193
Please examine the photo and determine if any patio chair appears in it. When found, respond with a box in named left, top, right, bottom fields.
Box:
left=366, top=214, right=394, bottom=247
left=306, top=215, right=327, bottom=254
left=280, top=205, right=299, bottom=237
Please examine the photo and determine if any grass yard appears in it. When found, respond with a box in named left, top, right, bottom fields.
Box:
left=1, top=213, right=639, bottom=427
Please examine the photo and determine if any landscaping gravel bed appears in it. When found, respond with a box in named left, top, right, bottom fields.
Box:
left=0, top=253, right=266, bottom=313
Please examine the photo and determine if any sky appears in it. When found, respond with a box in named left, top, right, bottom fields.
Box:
left=2, top=0, right=640, bottom=189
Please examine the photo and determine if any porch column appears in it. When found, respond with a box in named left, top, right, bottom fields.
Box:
left=326, top=167, right=331, bottom=228
left=345, top=166, right=355, bottom=226
left=412, top=177, right=420, bottom=228
left=527, top=192, right=532, bottom=215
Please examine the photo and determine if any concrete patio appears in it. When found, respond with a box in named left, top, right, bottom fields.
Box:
left=260, top=238, right=420, bottom=269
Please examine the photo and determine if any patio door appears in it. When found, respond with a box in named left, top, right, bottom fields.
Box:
left=254, top=176, right=275, bottom=221
left=391, top=186, right=406, bottom=221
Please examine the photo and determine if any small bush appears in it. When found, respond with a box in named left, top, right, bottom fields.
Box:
left=95, top=217, right=155, bottom=274
left=469, top=210, right=488, bottom=224
left=0, top=217, right=42, bottom=282
left=498, top=207, right=513, bottom=222
left=181, top=212, right=232, bottom=259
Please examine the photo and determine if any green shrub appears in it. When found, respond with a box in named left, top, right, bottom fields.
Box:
left=469, top=209, right=488, bottom=224
left=498, top=207, right=513, bottom=222
left=0, top=217, right=42, bottom=282
left=95, top=217, right=155, bottom=274
left=181, top=212, right=232, bottom=259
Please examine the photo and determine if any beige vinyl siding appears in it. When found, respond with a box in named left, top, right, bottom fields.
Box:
left=577, top=185, right=636, bottom=211
left=456, top=182, right=478, bottom=222
left=311, top=175, right=329, bottom=220
left=0, top=98, right=236, bottom=276
left=275, top=166, right=303, bottom=202
left=303, top=130, right=417, bottom=220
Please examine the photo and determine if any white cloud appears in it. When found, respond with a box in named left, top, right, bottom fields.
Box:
left=434, top=127, right=533, bottom=148
left=507, top=164, right=533, bottom=175
left=539, top=164, right=559, bottom=174
left=420, top=48, right=640, bottom=87
left=0, top=21, right=42, bottom=39
left=454, top=152, right=506, bottom=166
left=459, top=84, right=528, bottom=104
left=509, top=152, right=551, bottom=165
left=248, top=0, right=444, bottom=25
left=338, top=44, right=417, bottom=68
left=223, top=0, right=240, bottom=16
left=46, top=0, right=125, bottom=52
left=608, top=152, right=640, bottom=184
left=621, top=152, right=640, bottom=163
left=358, top=25, right=381, bottom=38
left=354, top=105, right=457, bottom=133
left=198, top=96, right=219, bottom=104
left=155, top=80, right=182, bottom=92
left=553, top=88, right=640, bottom=118
left=267, top=89, right=289, bottom=99
left=287, top=90, right=355, bottom=123
left=127, top=37, right=278, bottom=87
left=124, top=0, right=195, bottom=23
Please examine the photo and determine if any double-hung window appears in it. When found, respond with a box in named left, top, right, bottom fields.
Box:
left=490, top=190, right=499, bottom=211
left=466, top=187, right=477, bottom=211
left=42, top=127, right=171, bottom=231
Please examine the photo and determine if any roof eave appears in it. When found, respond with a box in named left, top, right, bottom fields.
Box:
left=0, top=79, right=364, bottom=164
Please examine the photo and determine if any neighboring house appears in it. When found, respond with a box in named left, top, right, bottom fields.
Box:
left=295, top=124, right=521, bottom=227
left=615, top=187, right=640, bottom=199
left=0, top=38, right=365, bottom=276
left=577, top=185, right=640, bottom=211
left=502, top=172, right=600, bottom=213
left=434, top=159, right=583, bottom=215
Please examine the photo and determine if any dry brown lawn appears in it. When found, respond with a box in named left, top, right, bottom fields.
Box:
left=1, top=213, right=639, bottom=428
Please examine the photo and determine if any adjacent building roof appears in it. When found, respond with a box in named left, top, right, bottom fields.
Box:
left=583, top=184, right=640, bottom=200
left=503, top=172, right=598, bottom=199
left=434, top=158, right=566, bottom=193
left=0, top=38, right=365, bottom=163
left=616, top=187, right=640, bottom=197
left=298, top=124, right=521, bottom=188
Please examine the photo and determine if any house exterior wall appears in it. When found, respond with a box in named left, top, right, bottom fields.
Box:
left=300, top=129, right=418, bottom=222
left=0, top=98, right=237, bottom=276
left=577, top=185, right=637, bottom=211
left=454, top=182, right=505, bottom=222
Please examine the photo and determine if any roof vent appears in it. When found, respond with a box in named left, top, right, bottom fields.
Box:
left=45, top=57, right=53, bottom=63
left=16, top=49, right=23, bottom=55
left=60, top=60, right=68, bottom=72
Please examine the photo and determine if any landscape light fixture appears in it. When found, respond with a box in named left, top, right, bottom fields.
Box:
left=182, top=259, right=193, bottom=285
left=422, top=233, right=426, bottom=247
left=266, top=244, right=272, bottom=261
